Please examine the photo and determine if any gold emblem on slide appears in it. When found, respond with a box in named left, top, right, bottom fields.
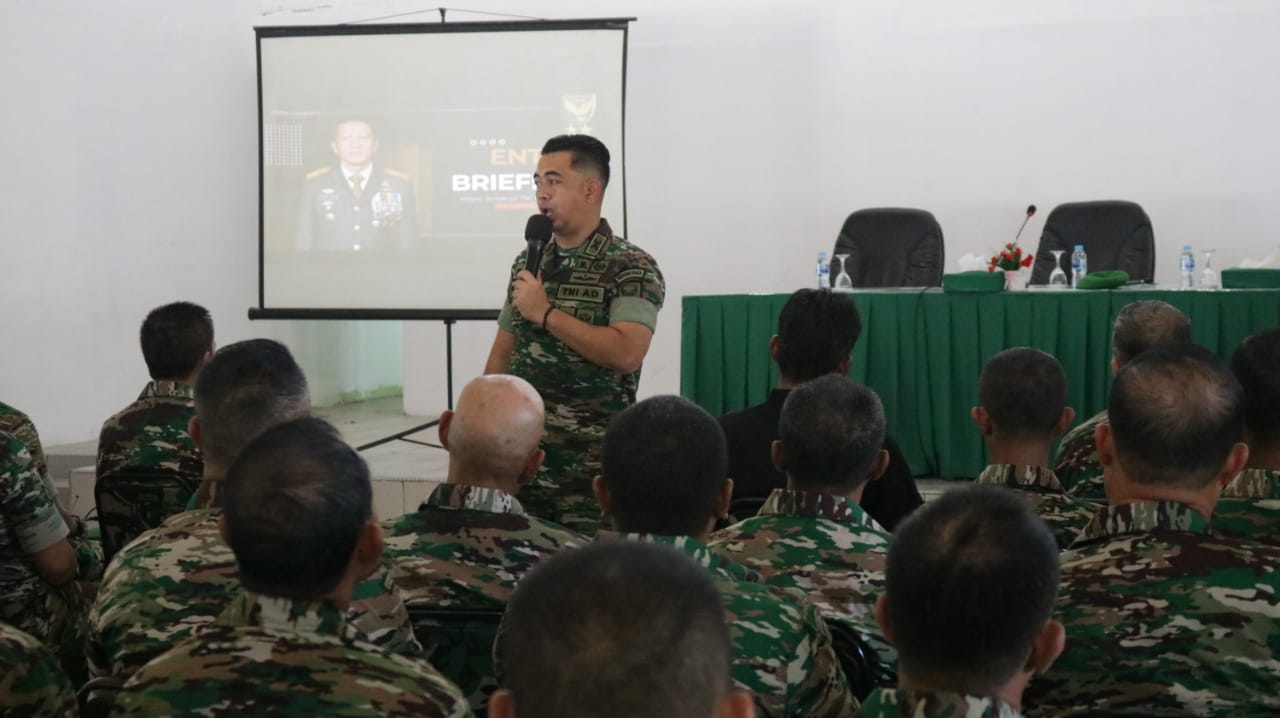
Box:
left=562, top=94, right=597, bottom=134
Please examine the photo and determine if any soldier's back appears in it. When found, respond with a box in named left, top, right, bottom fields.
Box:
left=0, top=620, right=78, bottom=716
left=96, top=381, right=201, bottom=479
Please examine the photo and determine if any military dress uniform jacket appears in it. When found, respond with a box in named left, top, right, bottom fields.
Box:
left=1025, top=500, right=1280, bottom=717
left=296, top=165, right=419, bottom=252
left=710, top=489, right=895, bottom=684
left=974, top=464, right=1095, bottom=549
left=112, top=591, right=472, bottom=717
left=600, top=531, right=859, bottom=718
left=97, top=380, right=201, bottom=479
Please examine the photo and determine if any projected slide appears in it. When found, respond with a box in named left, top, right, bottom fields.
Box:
left=257, top=21, right=629, bottom=313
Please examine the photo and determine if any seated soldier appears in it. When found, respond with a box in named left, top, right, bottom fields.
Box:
left=0, top=620, right=78, bottom=716
left=711, top=374, right=895, bottom=685
left=0, top=432, right=84, bottom=661
left=858, top=485, right=1064, bottom=718
left=89, top=339, right=417, bottom=682
left=1025, top=343, right=1280, bottom=716
left=972, top=347, right=1094, bottom=549
left=97, top=301, right=212, bottom=480
left=594, top=395, right=858, bottom=718
left=113, top=418, right=470, bottom=717
left=1215, top=327, right=1280, bottom=545
left=1054, top=300, right=1190, bottom=500
left=718, top=288, right=923, bottom=529
left=381, top=374, right=587, bottom=709
left=492, top=541, right=754, bottom=718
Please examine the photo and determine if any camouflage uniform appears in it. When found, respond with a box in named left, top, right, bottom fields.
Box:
left=1025, top=500, right=1280, bottom=717
left=496, top=219, right=665, bottom=534
left=602, top=532, right=858, bottom=718
left=1052, top=410, right=1108, bottom=501
left=97, top=380, right=202, bottom=479
left=709, top=488, right=895, bottom=685
left=89, top=507, right=419, bottom=681
left=1212, top=467, right=1280, bottom=547
left=0, top=432, right=85, bottom=651
left=0, top=620, right=78, bottom=716
left=112, top=590, right=471, bottom=717
left=856, top=689, right=1023, bottom=718
left=974, top=464, right=1095, bottom=549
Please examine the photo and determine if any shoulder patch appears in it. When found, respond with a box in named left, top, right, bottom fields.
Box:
left=305, top=167, right=333, bottom=180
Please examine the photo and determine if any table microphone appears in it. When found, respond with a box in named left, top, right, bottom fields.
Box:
left=1015, top=204, right=1037, bottom=243
left=524, top=214, right=554, bottom=276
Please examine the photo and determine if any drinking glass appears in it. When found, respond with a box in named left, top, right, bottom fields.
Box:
left=834, top=254, right=854, bottom=292
left=1200, top=249, right=1219, bottom=290
left=1048, top=250, right=1068, bottom=289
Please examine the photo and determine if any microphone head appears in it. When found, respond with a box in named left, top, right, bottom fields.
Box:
left=525, top=213, right=554, bottom=242
left=1026, top=204, right=1037, bottom=217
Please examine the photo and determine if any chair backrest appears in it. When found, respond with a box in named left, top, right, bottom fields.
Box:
left=1030, top=200, right=1155, bottom=284
left=824, top=617, right=884, bottom=701
left=94, top=469, right=198, bottom=563
left=408, top=605, right=506, bottom=717
left=77, top=676, right=125, bottom=718
left=832, top=208, right=945, bottom=287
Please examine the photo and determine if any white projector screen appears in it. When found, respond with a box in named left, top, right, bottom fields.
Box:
left=255, top=20, right=630, bottom=318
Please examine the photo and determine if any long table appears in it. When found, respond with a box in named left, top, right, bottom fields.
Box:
left=681, top=288, right=1280, bottom=478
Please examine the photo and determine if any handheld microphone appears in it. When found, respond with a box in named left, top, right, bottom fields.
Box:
left=523, top=214, right=554, bottom=276
left=1014, top=204, right=1037, bottom=244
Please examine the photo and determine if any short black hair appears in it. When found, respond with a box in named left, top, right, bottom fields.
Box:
left=601, top=396, right=727, bottom=536
left=775, top=289, right=862, bottom=383
left=887, top=485, right=1059, bottom=692
left=979, top=348, right=1067, bottom=438
left=1111, top=300, right=1191, bottom=366
left=223, top=417, right=371, bottom=600
left=500, top=541, right=733, bottom=718
left=1232, top=328, right=1280, bottom=446
left=541, top=134, right=611, bottom=189
left=194, top=339, right=310, bottom=468
left=1110, top=342, right=1244, bottom=490
left=139, top=302, right=214, bottom=381
left=778, top=375, right=885, bottom=492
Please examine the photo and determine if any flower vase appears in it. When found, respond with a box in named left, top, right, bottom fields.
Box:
left=1004, top=269, right=1025, bottom=291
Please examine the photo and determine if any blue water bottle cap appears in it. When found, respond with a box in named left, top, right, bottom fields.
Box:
left=1183, top=245, right=1192, bottom=251
left=1074, top=245, right=1084, bottom=251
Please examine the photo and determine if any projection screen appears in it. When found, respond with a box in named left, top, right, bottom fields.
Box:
left=254, top=19, right=630, bottom=318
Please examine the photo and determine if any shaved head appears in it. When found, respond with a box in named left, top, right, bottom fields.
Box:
left=444, top=375, right=545, bottom=489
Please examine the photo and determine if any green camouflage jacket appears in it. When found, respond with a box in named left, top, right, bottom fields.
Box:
left=89, top=507, right=419, bottom=680
left=1213, top=467, right=1280, bottom=547
left=96, top=380, right=201, bottom=478
left=974, top=464, right=1095, bottom=549
left=0, top=619, right=78, bottom=716
left=0, top=432, right=76, bottom=645
left=496, top=219, right=665, bottom=533
left=1052, top=410, right=1107, bottom=501
left=381, top=483, right=588, bottom=609
left=1026, top=500, right=1280, bottom=717
left=857, top=689, right=1023, bottom=718
left=709, top=489, right=895, bottom=684
left=0, top=401, right=49, bottom=480
left=604, top=532, right=858, bottom=718
left=112, top=590, right=472, bottom=717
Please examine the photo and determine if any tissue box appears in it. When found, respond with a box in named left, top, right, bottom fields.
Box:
left=1221, top=269, right=1280, bottom=289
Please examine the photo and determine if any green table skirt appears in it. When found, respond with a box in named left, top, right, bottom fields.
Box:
left=681, top=288, right=1280, bottom=478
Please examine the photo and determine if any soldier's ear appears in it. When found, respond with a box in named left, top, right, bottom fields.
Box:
left=437, top=410, right=455, bottom=450
left=188, top=417, right=202, bottom=451
left=518, top=449, right=544, bottom=487
left=770, top=440, right=786, bottom=473
left=1054, top=407, right=1076, bottom=437
left=1027, top=619, right=1066, bottom=676
left=866, top=449, right=890, bottom=484
left=592, top=475, right=612, bottom=518
left=353, top=520, right=384, bottom=579
left=716, top=691, right=756, bottom=718
left=488, top=690, right=515, bottom=718
left=970, top=406, right=992, bottom=436
left=1095, top=423, right=1115, bottom=469
left=217, top=514, right=230, bottom=546
left=873, top=593, right=895, bottom=645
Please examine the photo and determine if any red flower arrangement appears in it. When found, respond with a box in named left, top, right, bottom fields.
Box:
left=988, top=242, right=1034, bottom=272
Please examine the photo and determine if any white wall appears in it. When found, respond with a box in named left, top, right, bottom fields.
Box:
left=4, top=0, right=1279, bottom=442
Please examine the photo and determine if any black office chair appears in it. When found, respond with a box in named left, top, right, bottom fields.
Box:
left=831, top=208, right=945, bottom=287
left=94, top=469, right=198, bottom=564
left=77, top=676, right=125, bottom=718
left=408, top=605, right=505, bottom=717
left=1029, top=200, right=1155, bottom=285
left=824, top=618, right=887, bottom=701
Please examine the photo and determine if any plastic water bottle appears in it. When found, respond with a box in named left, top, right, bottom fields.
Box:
left=1179, top=245, right=1196, bottom=289
left=817, top=251, right=830, bottom=289
left=1070, top=245, right=1087, bottom=287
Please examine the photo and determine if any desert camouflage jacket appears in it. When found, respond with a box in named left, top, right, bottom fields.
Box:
left=857, top=689, right=1023, bottom=718
left=1213, top=467, right=1280, bottom=547
left=0, top=620, right=77, bottom=716
left=975, top=464, right=1094, bottom=549
left=1052, top=410, right=1107, bottom=501
left=97, top=380, right=201, bottom=478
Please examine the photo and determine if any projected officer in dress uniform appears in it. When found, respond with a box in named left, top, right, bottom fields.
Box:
left=296, top=119, right=419, bottom=252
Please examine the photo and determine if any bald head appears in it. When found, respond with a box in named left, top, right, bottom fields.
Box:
left=442, top=375, right=545, bottom=490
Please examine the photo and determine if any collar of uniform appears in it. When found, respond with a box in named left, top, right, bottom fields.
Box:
left=859, top=688, right=1023, bottom=718
left=759, top=488, right=880, bottom=529
left=600, top=531, right=763, bottom=583
left=1222, top=467, right=1280, bottom=499
left=548, top=218, right=614, bottom=259
left=138, top=380, right=195, bottom=401
left=422, top=483, right=526, bottom=515
left=1078, top=500, right=1211, bottom=543
left=215, top=590, right=363, bottom=641
left=975, top=464, right=1066, bottom=493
